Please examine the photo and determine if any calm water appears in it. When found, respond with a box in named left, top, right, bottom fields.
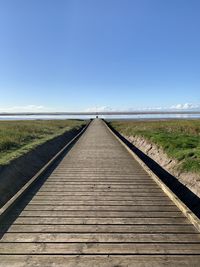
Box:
left=0, top=114, right=200, bottom=121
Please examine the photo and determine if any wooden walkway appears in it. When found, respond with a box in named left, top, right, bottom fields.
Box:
left=0, top=119, right=200, bottom=266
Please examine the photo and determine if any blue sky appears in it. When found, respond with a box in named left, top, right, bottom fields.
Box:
left=0, top=0, right=200, bottom=112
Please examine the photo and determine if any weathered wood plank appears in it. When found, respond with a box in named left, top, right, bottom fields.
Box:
left=4, top=224, right=196, bottom=233
left=0, top=243, right=200, bottom=254
left=0, top=255, right=200, bottom=267
left=17, top=210, right=184, bottom=217
left=44, top=181, right=155, bottom=184
left=21, top=205, right=178, bottom=212
left=29, top=195, right=170, bottom=201
left=1, top=233, right=200, bottom=242
left=27, top=200, right=173, bottom=205
left=12, top=217, right=190, bottom=225
left=41, top=184, right=158, bottom=188
left=34, top=192, right=167, bottom=196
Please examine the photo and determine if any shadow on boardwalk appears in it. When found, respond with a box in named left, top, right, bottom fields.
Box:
left=0, top=144, right=75, bottom=239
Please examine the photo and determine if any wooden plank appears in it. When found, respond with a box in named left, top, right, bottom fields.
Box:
left=41, top=187, right=159, bottom=191
left=38, top=189, right=162, bottom=193
left=29, top=195, right=170, bottom=201
left=28, top=200, right=174, bottom=205
left=36, top=191, right=166, bottom=197
left=0, top=243, right=200, bottom=254
left=47, top=178, right=153, bottom=181
left=13, top=217, right=190, bottom=225
left=41, top=184, right=158, bottom=188
left=22, top=205, right=178, bottom=212
left=5, top=224, right=196, bottom=233
left=17, top=210, right=184, bottom=218
left=1, top=233, right=200, bottom=243
left=49, top=172, right=149, bottom=174
left=43, top=181, right=155, bottom=184
left=1, top=255, right=200, bottom=267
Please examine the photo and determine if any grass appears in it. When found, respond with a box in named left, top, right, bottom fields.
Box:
left=0, top=120, right=86, bottom=165
left=109, top=120, right=200, bottom=174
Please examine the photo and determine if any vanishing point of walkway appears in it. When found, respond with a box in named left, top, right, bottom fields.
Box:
left=0, top=119, right=200, bottom=266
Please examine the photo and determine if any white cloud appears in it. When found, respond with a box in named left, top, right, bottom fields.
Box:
left=1, top=103, right=199, bottom=114
left=85, top=103, right=200, bottom=113
left=84, top=106, right=114, bottom=112
left=170, top=103, right=200, bottom=110
left=85, top=106, right=162, bottom=112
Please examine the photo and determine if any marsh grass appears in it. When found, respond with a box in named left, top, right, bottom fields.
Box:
left=0, top=120, right=85, bottom=165
left=110, top=120, right=200, bottom=173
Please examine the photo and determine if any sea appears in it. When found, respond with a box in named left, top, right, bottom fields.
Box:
left=0, top=114, right=200, bottom=121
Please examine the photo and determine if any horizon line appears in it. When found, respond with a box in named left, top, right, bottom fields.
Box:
left=1, top=110, right=200, bottom=116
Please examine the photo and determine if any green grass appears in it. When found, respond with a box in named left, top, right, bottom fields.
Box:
left=0, top=120, right=86, bottom=165
left=110, top=120, right=200, bottom=173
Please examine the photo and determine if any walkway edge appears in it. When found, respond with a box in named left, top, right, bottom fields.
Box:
left=0, top=121, right=90, bottom=220
left=104, top=120, right=200, bottom=232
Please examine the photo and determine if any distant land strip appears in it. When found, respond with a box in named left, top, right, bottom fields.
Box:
left=0, top=111, right=200, bottom=116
